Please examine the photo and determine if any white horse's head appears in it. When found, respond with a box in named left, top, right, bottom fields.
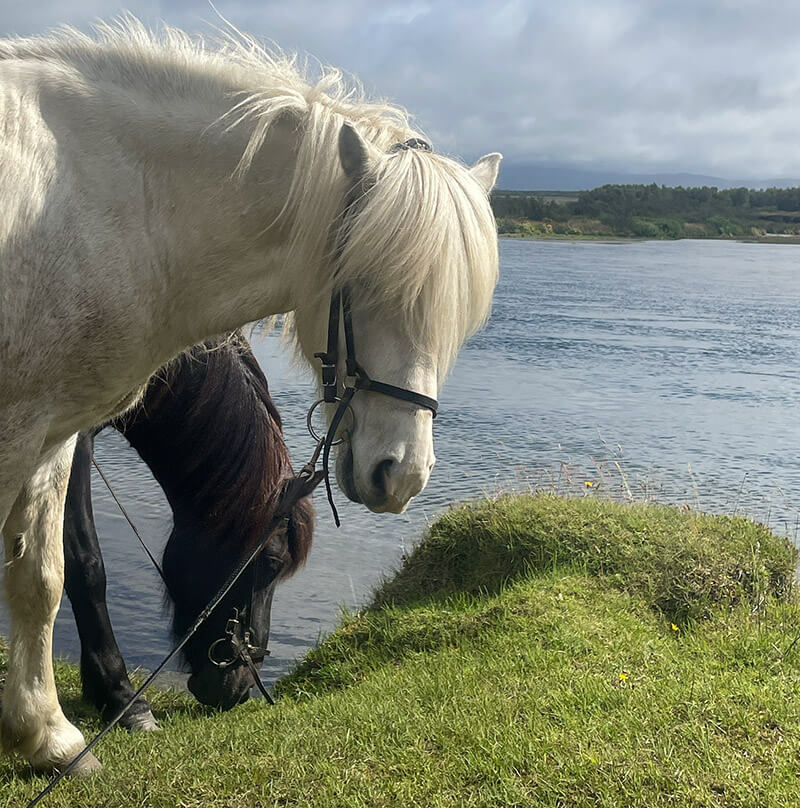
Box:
left=294, top=123, right=501, bottom=513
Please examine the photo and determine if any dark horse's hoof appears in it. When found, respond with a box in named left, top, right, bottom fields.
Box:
left=119, top=706, right=160, bottom=732
left=105, top=699, right=160, bottom=732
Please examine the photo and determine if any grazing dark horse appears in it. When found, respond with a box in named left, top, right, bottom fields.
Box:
left=63, top=332, right=314, bottom=729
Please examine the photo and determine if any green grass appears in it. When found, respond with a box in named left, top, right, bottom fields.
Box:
left=3, top=494, right=800, bottom=806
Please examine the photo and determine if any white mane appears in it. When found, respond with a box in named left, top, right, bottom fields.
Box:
left=1, top=17, right=498, bottom=372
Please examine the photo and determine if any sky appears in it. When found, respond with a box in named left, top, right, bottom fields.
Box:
left=1, top=0, right=798, bottom=181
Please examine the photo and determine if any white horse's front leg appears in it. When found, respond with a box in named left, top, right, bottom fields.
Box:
left=1, top=436, right=101, bottom=774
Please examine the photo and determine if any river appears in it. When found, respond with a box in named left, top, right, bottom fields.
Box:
left=3, top=237, right=800, bottom=685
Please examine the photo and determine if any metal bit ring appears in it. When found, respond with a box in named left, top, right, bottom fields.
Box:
left=208, top=637, right=238, bottom=669
left=306, top=398, right=354, bottom=445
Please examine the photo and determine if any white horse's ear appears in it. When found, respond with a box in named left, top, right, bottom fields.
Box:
left=339, top=123, right=370, bottom=179
left=470, top=153, right=503, bottom=194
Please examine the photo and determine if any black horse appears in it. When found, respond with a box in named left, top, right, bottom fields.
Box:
left=63, top=332, right=314, bottom=729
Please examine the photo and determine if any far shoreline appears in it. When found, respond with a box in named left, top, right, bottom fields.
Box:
left=499, top=231, right=800, bottom=245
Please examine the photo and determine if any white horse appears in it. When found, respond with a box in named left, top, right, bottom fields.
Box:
left=0, top=20, right=500, bottom=773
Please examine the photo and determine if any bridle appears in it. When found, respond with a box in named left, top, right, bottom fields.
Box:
left=308, top=285, right=439, bottom=526
left=304, top=137, right=440, bottom=526
left=207, top=543, right=277, bottom=702
left=208, top=604, right=274, bottom=704
left=296, top=133, right=440, bottom=527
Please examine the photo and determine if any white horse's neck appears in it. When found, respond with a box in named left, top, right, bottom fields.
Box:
left=67, top=68, right=306, bottom=345
left=0, top=46, right=336, bottom=432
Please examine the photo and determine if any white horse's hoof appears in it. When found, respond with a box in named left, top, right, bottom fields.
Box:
left=58, top=750, right=103, bottom=777
left=123, top=711, right=160, bottom=732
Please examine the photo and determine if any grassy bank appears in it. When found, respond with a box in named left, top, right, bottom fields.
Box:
left=4, top=495, right=800, bottom=806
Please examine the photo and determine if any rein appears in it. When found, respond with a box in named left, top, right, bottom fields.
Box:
left=24, top=468, right=323, bottom=808
left=33, top=277, right=438, bottom=801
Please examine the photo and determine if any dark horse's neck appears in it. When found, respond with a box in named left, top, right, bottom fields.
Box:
left=113, top=332, right=311, bottom=573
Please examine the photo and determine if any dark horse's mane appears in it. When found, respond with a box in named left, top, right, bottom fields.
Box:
left=118, top=331, right=312, bottom=577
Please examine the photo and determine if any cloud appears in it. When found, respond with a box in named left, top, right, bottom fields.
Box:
left=0, top=0, right=797, bottom=178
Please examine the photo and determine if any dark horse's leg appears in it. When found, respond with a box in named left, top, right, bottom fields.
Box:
left=63, top=431, right=159, bottom=731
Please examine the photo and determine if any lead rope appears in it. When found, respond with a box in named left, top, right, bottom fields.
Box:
left=91, top=456, right=166, bottom=584
left=23, top=469, right=323, bottom=808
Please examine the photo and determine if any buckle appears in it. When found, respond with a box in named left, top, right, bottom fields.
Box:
left=314, top=352, right=338, bottom=403
left=224, top=608, right=240, bottom=637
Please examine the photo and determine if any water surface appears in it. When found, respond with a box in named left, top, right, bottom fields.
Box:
left=4, top=237, right=800, bottom=684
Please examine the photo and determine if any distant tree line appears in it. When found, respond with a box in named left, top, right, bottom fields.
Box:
left=491, top=184, right=800, bottom=239
left=491, top=193, right=569, bottom=221
left=571, top=184, right=800, bottom=219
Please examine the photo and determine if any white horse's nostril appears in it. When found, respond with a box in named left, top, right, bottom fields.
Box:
left=371, top=458, right=395, bottom=498
left=371, top=456, right=430, bottom=512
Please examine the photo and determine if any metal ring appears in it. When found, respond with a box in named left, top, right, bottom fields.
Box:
left=306, top=399, right=354, bottom=446
left=208, top=637, right=237, bottom=669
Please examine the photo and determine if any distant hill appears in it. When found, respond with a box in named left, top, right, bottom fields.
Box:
left=497, top=162, right=800, bottom=192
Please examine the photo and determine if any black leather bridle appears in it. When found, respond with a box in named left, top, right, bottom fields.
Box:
left=309, top=285, right=439, bottom=526
left=208, top=603, right=274, bottom=704
left=315, top=286, right=439, bottom=414
left=305, top=137, right=441, bottom=526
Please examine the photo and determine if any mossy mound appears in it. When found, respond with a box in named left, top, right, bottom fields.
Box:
left=282, top=495, right=796, bottom=698
left=373, top=494, right=796, bottom=619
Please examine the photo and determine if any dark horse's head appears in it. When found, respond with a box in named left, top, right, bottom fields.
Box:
left=121, top=332, right=313, bottom=709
